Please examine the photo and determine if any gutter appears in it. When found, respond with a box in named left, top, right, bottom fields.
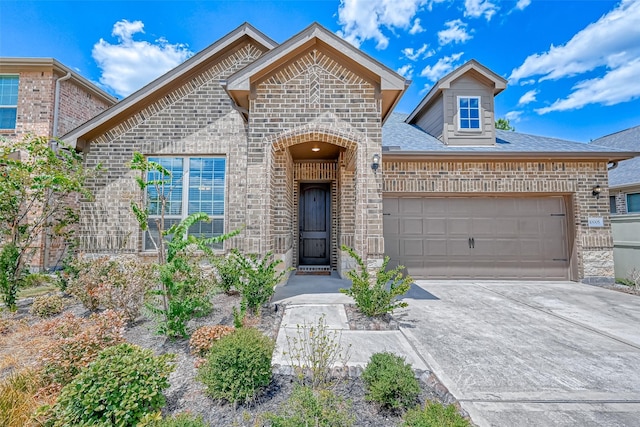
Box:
left=381, top=150, right=639, bottom=162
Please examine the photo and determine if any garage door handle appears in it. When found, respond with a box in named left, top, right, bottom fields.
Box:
left=471, top=237, right=475, bottom=248
left=468, top=238, right=472, bottom=248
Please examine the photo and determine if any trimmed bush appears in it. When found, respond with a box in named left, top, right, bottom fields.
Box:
left=402, top=402, right=470, bottom=427
left=267, top=385, right=354, bottom=427
left=30, top=294, right=65, bottom=318
left=197, top=327, right=274, bottom=404
left=42, top=343, right=175, bottom=427
left=339, top=245, right=412, bottom=317
left=362, top=352, right=420, bottom=410
left=189, top=324, right=235, bottom=357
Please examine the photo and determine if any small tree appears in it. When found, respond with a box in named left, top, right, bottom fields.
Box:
left=495, top=118, right=515, bottom=131
left=0, top=135, right=95, bottom=311
left=129, top=152, right=240, bottom=337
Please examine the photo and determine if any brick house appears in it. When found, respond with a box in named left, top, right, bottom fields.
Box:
left=62, top=23, right=635, bottom=283
left=0, top=58, right=117, bottom=270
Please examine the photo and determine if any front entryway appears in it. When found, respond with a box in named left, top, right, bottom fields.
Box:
left=299, top=183, right=331, bottom=265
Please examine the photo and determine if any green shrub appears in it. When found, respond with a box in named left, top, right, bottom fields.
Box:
left=339, top=245, right=412, bottom=317
left=402, top=402, right=470, bottom=427
left=362, top=352, right=420, bottom=410
left=232, top=249, right=290, bottom=314
left=151, top=413, right=208, bottom=427
left=197, top=327, right=274, bottom=404
left=30, top=294, right=65, bottom=318
left=42, top=343, right=175, bottom=427
left=213, top=254, right=242, bottom=294
left=267, top=385, right=354, bottom=427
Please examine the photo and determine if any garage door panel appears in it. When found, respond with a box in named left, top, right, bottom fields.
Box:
left=383, top=196, right=569, bottom=280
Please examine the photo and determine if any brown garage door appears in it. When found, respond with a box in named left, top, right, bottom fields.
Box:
left=383, top=197, right=569, bottom=280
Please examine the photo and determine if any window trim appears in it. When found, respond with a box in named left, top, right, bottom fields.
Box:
left=457, top=95, right=482, bottom=131
left=0, top=74, right=19, bottom=130
left=143, top=155, right=227, bottom=251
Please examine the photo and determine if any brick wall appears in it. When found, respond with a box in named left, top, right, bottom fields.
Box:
left=79, top=43, right=265, bottom=254
left=382, top=159, right=613, bottom=281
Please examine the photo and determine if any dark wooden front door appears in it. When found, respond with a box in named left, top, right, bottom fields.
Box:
left=299, top=183, right=330, bottom=265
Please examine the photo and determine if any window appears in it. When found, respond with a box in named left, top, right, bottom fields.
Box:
left=609, top=195, right=617, bottom=214
left=145, top=157, right=226, bottom=250
left=458, top=96, right=481, bottom=130
left=627, top=193, right=640, bottom=213
left=0, top=75, right=19, bottom=129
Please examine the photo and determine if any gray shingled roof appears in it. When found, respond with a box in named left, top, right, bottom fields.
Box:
left=589, top=125, right=640, bottom=188
left=382, top=113, right=635, bottom=155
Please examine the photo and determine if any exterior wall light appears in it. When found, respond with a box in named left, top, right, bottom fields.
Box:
left=592, top=184, right=602, bottom=199
left=372, top=153, right=380, bottom=173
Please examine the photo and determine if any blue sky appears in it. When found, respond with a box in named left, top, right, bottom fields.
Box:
left=1, top=0, right=639, bottom=142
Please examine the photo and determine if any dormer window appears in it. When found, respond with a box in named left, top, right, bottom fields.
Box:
left=458, top=96, right=480, bottom=130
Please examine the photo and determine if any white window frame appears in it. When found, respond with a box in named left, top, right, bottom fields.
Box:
left=457, top=96, right=481, bottom=131
left=143, top=155, right=226, bottom=251
left=0, top=74, right=19, bottom=130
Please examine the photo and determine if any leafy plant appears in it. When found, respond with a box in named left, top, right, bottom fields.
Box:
left=285, top=314, right=351, bottom=390
left=213, top=254, right=242, bottom=294
left=0, top=135, right=97, bottom=311
left=41, top=343, right=175, bottom=427
left=29, top=294, right=65, bottom=318
left=266, top=385, right=354, bottom=427
left=38, top=310, right=125, bottom=387
left=197, top=327, right=274, bottom=404
left=339, top=245, right=412, bottom=317
left=362, top=352, right=420, bottom=410
left=129, top=152, right=241, bottom=338
left=402, top=402, right=470, bottom=427
left=189, top=324, right=235, bottom=357
left=232, top=249, right=290, bottom=314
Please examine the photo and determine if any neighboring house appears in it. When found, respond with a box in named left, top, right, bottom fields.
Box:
left=0, top=58, right=117, bottom=270
left=62, top=23, right=635, bottom=284
left=590, top=126, right=640, bottom=278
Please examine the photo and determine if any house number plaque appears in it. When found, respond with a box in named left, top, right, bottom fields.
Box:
left=588, top=217, right=604, bottom=227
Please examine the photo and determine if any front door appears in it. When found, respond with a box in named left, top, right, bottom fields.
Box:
left=299, top=183, right=330, bottom=265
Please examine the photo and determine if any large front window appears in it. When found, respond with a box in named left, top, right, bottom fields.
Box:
left=458, top=96, right=480, bottom=130
left=145, top=157, right=226, bottom=250
left=0, top=75, right=18, bottom=129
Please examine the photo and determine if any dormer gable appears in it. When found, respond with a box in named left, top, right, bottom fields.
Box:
left=406, top=59, right=507, bottom=147
left=223, top=22, right=409, bottom=123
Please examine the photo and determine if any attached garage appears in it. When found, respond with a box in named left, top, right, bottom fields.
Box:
left=383, top=196, right=571, bottom=280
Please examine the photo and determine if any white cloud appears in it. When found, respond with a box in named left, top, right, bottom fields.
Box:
left=397, top=64, right=414, bottom=79
left=420, top=52, right=464, bottom=81
left=515, top=0, right=531, bottom=10
left=509, top=0, right=640, bottom=83
left=536, top=58, right=640, bottom=114
left=505, top=111, right=523, bottom=122
left=92, top=19, right=192, bottom=97
left=464, top=0, right=499, bottom=21
left=409, top=18, right=425, bottom=34
left=401, top=43, right=432, bottom=61
left=521, top=78, right=536, bottom=86
left=518, top=89, right=538, bottom=106
left=438, top=19, right=472, bottom=45
left=336, top=0, right=429, bottom=49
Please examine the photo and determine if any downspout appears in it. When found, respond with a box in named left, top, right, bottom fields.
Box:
left=43, top=71, right=72, bottom=271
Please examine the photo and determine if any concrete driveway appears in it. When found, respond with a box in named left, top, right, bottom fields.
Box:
left=397, top=281, right=640, bottom=427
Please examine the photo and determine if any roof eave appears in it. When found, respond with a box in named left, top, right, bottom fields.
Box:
left=381, top=151, right=639, bottom=162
